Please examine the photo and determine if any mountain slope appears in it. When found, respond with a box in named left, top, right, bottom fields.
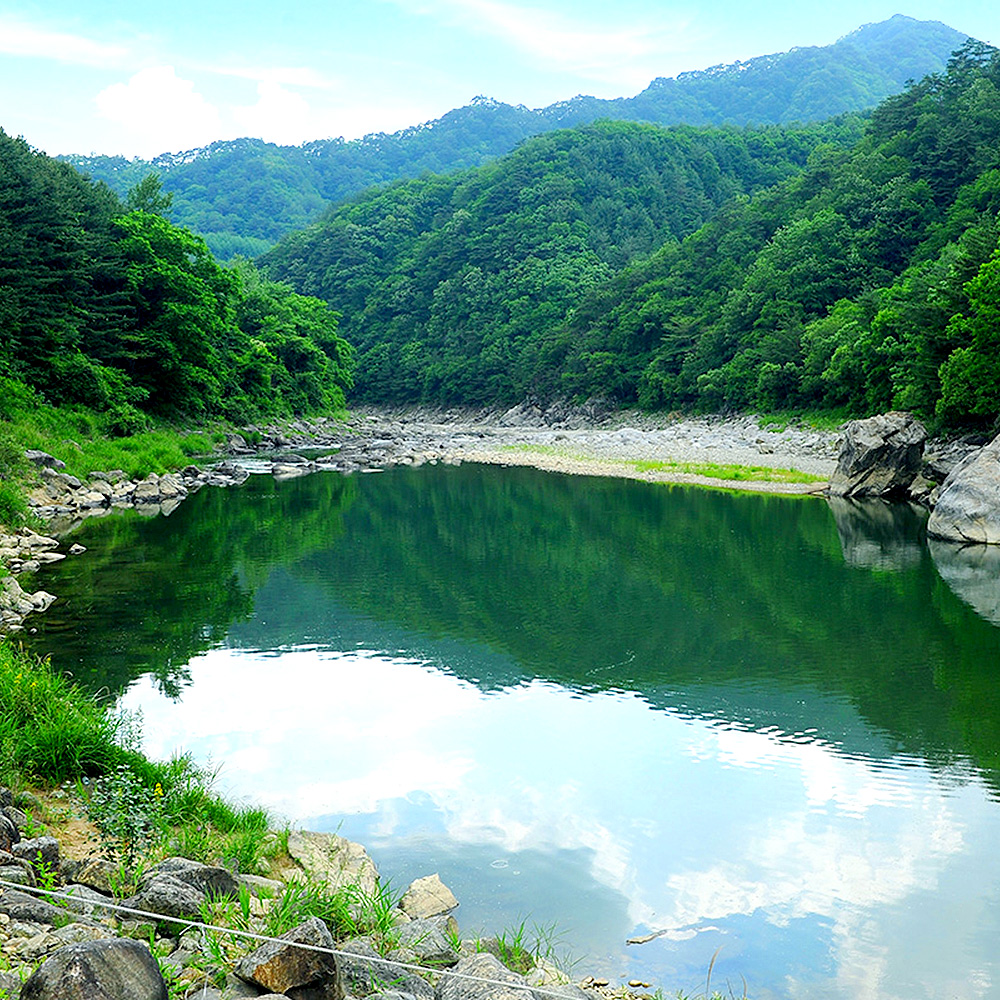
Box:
left=61, top=15, right=967, bottom=258
left=261, top=40, right=1000, bottom=428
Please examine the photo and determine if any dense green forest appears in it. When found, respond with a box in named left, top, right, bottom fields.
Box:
left=0, top=130, right=353, bottom=430
left=261, top=41, right=1000, bottom=429
left=61, top=16, right=963, bottom=260
left=261, top=117, right=864, bottom=403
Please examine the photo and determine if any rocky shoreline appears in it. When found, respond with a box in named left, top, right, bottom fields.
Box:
left=5, top=404, right=1000, bottom=634
left=2, top=405, right=848, bottom=634
left=0, top=787, right=606, bottom=1000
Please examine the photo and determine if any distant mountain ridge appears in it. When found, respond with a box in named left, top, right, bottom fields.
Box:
left=60, top=14, right=969, bottom=258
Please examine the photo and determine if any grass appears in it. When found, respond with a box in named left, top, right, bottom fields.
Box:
left=499, top=445, right=825, bottom=485
left=629, top=459, right=826, bottom=484
left=0, top=642, right=275, bottom=879
left=0, top=389, right=226, bottom=532
left=754, top=408, right=851, bottom=432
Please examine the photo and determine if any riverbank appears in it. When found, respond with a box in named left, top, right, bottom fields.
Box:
left=344, top=405, right=840, bottom=494
left=0, top=645, right=655, bottom=1000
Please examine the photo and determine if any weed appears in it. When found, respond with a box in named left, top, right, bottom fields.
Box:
left=84, top=763, right=164, bottom=868
left=261, top=877, right=401, bottom=954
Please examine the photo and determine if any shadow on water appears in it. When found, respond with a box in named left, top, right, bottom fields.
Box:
left=22, top=463, right=1000, bottom=784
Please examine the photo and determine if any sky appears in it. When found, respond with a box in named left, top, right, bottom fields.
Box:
left=1, top=0, right=998, bottom=160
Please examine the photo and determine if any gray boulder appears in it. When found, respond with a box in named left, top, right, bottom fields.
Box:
left=144, top=857, right=239, bottom=900
left=436, top=953, right=535, bottom=1000
left=234, top=916, right=342, bottom=999
left=124, top=873, right=207, bottom=926
left=397, top=917, right=459, bottom=967
left=338, top=938, right=432, bottom=1000
left=285, top=831, right=379, bottom=898
left=24, top=450, right=66, bottom=470
left=19, top=938, right=166, bottom=1000
left=828, top=411, right=927, bottom=498
left=0, top=887, right=85, bottom=925
left=0, top=811, right=19, bottom=851
left=928, top=433, right=1000, bottom=544
left=13, top=836, right=60, bottom=877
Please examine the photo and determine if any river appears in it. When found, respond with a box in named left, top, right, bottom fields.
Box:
left=21, top=463, right=1000, bottom=1000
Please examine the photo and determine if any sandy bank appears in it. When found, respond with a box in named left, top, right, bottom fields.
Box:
left=352, top=407, right=842, bottom=495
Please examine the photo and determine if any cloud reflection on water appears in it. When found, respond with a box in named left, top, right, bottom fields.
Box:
left=123, top=646, right=1000, bottom=999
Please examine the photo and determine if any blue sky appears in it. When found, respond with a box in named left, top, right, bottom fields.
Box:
left=2, top=1, right=998, bottom=159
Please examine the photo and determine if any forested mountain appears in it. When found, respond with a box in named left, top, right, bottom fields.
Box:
left=0, top=132, right=352, bottom=428
left=262, top=41, right=1000, bottom=429
left=261, top=117, right=863, bottom=402
left=61, top=15, right=965, bottom=260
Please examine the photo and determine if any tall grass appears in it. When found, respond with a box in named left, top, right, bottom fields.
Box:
left=0, top=642, right=274, bottom=875
left=0, top=642, right=131, bottom=783
left=1, top=382, right=223, bottom=488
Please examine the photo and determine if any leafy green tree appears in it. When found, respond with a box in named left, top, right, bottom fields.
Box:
left=937, top=249, right=1000, bottom=426
left=125, top=173, right=173, bottom=215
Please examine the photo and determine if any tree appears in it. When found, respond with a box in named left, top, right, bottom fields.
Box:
left=126, top=174, right=173, bottom=216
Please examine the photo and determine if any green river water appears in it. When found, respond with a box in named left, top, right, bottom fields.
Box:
left=20, top=463, right=1000, bottom=1000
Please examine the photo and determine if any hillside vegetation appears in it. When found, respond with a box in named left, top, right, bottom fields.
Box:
left=262, top=117, right=863, bottom=403
left=0, top=130, right=353, bottom=431
left=61, top=15, right=964, bottom=259
left=262, top=41, right=1000, bottom=430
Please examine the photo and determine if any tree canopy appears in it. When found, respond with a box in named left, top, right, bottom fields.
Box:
left=0, top=131, right=352, bottom=428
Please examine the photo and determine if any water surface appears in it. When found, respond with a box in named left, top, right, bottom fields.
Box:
left=23, top=465, right=1000, bottom=1000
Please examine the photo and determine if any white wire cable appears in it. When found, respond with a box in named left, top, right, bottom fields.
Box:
left=0, top=877, right=596, bottom=1000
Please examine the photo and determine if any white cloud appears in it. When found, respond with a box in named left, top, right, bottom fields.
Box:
left=385, top=0, right=689, bottom=84
left=215, top=65, right=337, bottom=90
left=232, top=80, right=323, bottom=146
left=0, top=17, right=129, bottom=66
left=95, top=66, right=221, bottom=157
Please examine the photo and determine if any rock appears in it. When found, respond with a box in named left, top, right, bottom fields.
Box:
left=19, top=938, right=167, bottom=1000
left=124, top=874, right=208, bottom=926
left=0, top=862, right=36, bottom=887
left=285, top=831, right=379, bottom=897
left=0, top=812, right=19, bottom=851
left=398, top=874, right=458, bottom=920
left=396, top=917, right=459, bottom=966
left=24, top=450, right=65, bottom=470
left=338, top=938, right=432, bottom=1000
left=828, top=411, right=927, bottom=498
left=13, top=836, right=60, bottom=876
left=0, top=887, right=100, bottom=926
left=0, top=970, right=22, bottom=998
left=72, top=858, right=118, bottom=896
left=928, top=433, right=1000, bottom=544
left=143, top=857, right=238, bottom=901
left=60, top=884, right=116, bottom=918
left=132, top=479, right=161, bottom=503
left=234, top=916, right=342, bottom=999
left=436, top=953, right=534, bottom=1000
left=20, top=923, right=114, bottom=960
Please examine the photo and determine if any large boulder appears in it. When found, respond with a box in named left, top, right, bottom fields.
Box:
left=398, top=874, right=458, bottom=921
left=143, top=857, right=239, bottom=900
left=19, top=938, right=167, bottom=1000
left=928, top=433, right=1000, bottom=544
left=828, top=411, right=927, bottom=498
left=337, top=938, right=432, bottom=1000
left=234, top=916, right=342, bottom=999
left=285, top=831, right=379, bottom=897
